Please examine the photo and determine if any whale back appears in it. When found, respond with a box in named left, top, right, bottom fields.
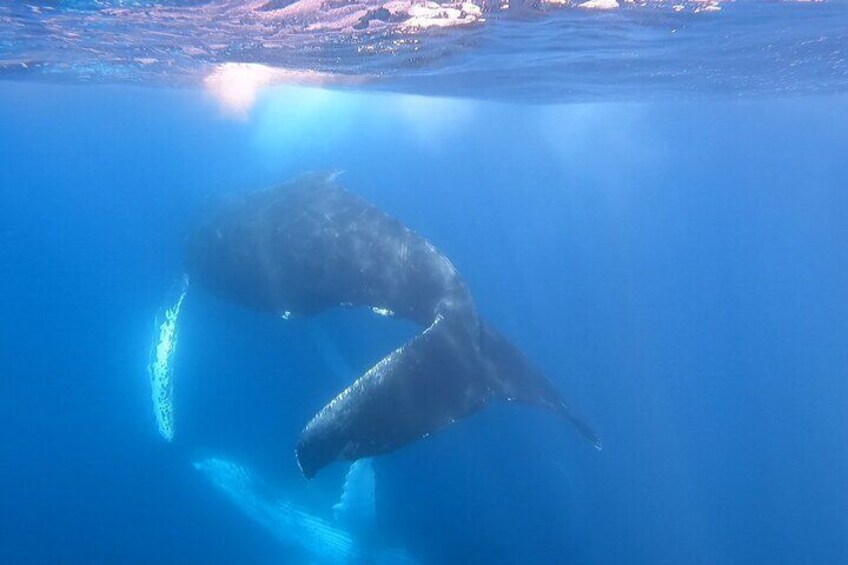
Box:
left=185, top=174, right=471, bottom=325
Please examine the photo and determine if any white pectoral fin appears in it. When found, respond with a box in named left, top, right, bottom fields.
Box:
left=195, top=457, right=357, bottom=560
left=333, top=458, right=376, bottom=531
left=148, top=274, right=190, bottom=441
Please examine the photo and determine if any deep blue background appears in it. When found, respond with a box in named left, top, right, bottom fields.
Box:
left=1, top=83, right=847, bottom=564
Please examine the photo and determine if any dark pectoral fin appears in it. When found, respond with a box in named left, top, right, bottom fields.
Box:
left=295, top=316, right=490, bottom=478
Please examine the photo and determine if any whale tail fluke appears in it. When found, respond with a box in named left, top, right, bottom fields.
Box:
left=557, top=401, right=603, bottom=451
left=480, top=323, right=603, bottom=451
left=296, top=314, right=601, bottom=478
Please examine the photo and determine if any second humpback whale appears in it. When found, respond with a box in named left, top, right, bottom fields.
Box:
left=185, top=174, right=601, bottom=478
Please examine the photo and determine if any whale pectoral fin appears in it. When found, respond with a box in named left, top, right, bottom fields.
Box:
left=480, top=323, right=603, bottom=451
left=295, top=316, right=490, bottom=478
left=332, top=458, right=375, bottom=531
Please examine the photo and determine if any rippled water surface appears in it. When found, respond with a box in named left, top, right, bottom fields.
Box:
left=2, top=1, right=847, bottom=100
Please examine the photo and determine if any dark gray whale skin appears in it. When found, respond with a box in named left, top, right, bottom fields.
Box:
left=185, top=174, right=601, bottom=478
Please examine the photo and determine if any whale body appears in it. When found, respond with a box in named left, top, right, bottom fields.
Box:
left=185, top=174, right=600, bottom=478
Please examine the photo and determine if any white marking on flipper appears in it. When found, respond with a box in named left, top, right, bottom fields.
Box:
left=148, top=274, right=190, bottom=442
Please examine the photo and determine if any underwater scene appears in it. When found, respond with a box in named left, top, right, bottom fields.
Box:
left=1, top=1, right=847, bottom=564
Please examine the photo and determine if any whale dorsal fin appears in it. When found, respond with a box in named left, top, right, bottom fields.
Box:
left=332, top=458, right=376, bottom=531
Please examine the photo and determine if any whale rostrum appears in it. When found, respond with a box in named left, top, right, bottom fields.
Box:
left=185, top=174, right=601, bottom=478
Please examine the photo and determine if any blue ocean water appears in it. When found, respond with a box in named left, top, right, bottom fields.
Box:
left=2, top=4, right=848, bottom=562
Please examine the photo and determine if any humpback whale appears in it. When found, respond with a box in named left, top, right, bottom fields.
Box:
left=185, top=174, right=601, bottom=478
